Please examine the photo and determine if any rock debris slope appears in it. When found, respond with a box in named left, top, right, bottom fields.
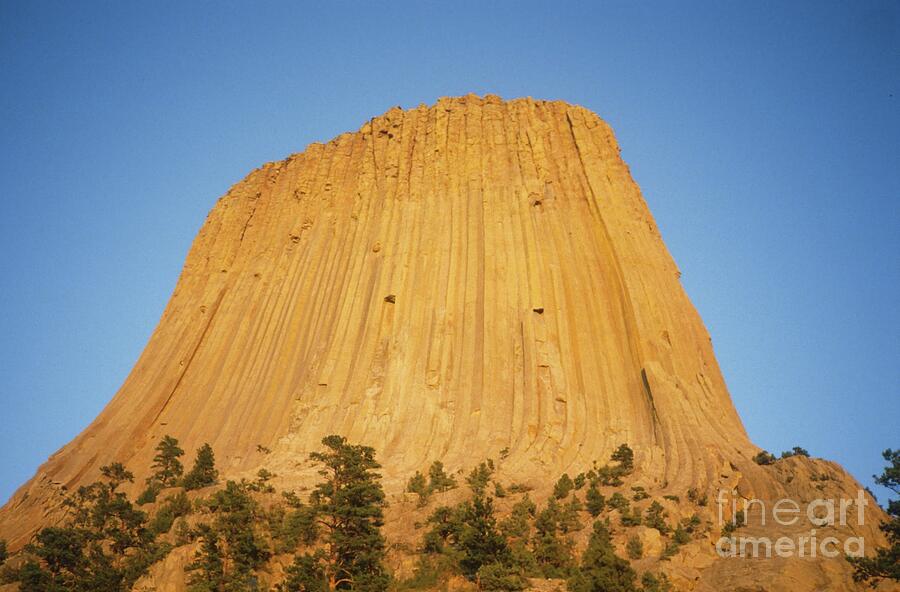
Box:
left=0, top=96, right=888, bottom=591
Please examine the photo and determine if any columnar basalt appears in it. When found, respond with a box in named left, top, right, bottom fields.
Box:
left=0, top=96, right=889, bottom=591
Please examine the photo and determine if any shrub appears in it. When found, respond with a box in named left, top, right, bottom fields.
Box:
left=137, top=480, right=163, bottom=505
left=476, top=562, right=528, bottom=591
left=644, top=501, right=669, bottom=534
left=626, top=535, right=643, bottom=559
left=631, top=486, right=648, bottom=501
left=753, top=450, right=777, bottom=465
left=641, top=571, right=673, bottom=592
left=781, top=446, right=810, bottom=459
left=620, top=506, right=642, bottom=527
left=608, top=492, right=629, bottom=512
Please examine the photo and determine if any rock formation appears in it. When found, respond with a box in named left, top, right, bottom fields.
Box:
left=0, top=95, right=892, bottom=591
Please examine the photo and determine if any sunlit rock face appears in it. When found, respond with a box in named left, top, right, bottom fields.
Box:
left=2, top=96, right=889, bottom=591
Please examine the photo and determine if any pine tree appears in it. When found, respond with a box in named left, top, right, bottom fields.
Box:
left=457, top=493, right=509, bottom=579
left=568, top=521, right=638, bottom=592
left=553, top=474, right=574, bottom=499
left=0, top=538, right=7, bottom=565
left=849, top=448, right=900, bottom=586
left=150, top=435, right=185, bottom=487
left=308, top=435, right=389, bottom=592
left=586, top=484, right=605, bottom=517
left=183, top=443, right=218, bottom=490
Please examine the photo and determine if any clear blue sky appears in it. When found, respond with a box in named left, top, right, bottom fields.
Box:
left=1, top=1, right=897, bottom=506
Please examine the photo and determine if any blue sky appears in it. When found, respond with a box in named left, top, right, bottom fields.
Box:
left=0, top=1, right=897, bottom=505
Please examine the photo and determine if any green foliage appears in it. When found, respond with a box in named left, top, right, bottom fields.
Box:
left=150, top=435, right=185, bottom=487
left=553, top=474, right=574, bottom=499
left=626, top=535, right=642, bottom=560
left=721, top=509, right=745, bottom=536
left=423, top=505, right=464, bottom=554
left=188, top=481, right=270, bottom=590
left=610, top=444, right=634, bottom=472
left=457, top=493, right=509, bottom=579
left=406, top=461, right=459, bottom=507
left=849, top=448, right=900, bottom=586
left=752, top=450, right=777, bottom=466
left=672, top=524, right=690, bottom=546
left=149, top=491, right=192, bottom=536
left=619, top=506, right=641, bottom=528
left=686, top=488, right=707, bottom=506
left=494, top=482, right=507, bottom=498
left=186, top=524, right=225, bottom=592
left=532, top=499, right=573, bottom=577
left=607, top=492, right=629, bottom=512
left=499, top=495, right=536, bottom=540
left=308, top=435, right=389, bottom=592
left=476, top=562, right=527, bottom=591
left=641, top=572, right=673, bottom=592
left=272, top=502, right=318, bottom=553
left=507, top=483, right=533, bottom=495
left=20, top=463, right=168, bottom=592
left=466, top=461, right=495, bottom=496
left=246, top=468, right=276, bottom=493
left=428, top=461, right=457, bottom=492
left=406, top=471, right=430, bottom=507
left=278, top=552, right=328, bottom=592
left=573, top=473, right=586, bottom=490
left=183, top=443, right=218, bottom=491
left=643, top=501, right=668, bottom=534
left=137, top=480, right=163, bottom=505
left=780, top=446, right=810, bottom=459
left=586, top=484, right=605, bottom=517
left=662, top=494, right=679, bottom=502
left=560, top=497, right=583, bottom=533
left=0, top=539, right=6, bottom=565
left=631, top=486, right=648, bottom=501
left=567, top=521, right=638, bottom=592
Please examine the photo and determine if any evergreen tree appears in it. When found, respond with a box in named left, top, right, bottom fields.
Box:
left=610, top=444, right=634, bottom=472
left=186, top=524, right=225, bottom=592
left=0, top=538, right=7, bottom=565
left=150, top=435, right=185, bottom=487
left=457, top=493, right=509, bottom=579
left=21, top=463, right=165, bottom=592
left=183, top=443, right=218, bottom=491
left=586, top=484, right=605, bottom=517
left=428, top=461, right=457, bottom=492
left=307, top=435, right=389, bottom=592
left=280, top=552, right=328, bottom=592
left=532, top=499, right=573, bottom=577
left=553, top=474, right=574, bottom=499
left=849, top=448, right=900, bottom=586
left=568, top=521, right=638, bottom=592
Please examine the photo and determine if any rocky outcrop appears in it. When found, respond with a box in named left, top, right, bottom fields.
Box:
left=0, top=95, right=891, bottom=590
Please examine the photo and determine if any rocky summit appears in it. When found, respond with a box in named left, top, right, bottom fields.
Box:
left=0, top=95, right=893, bottom=591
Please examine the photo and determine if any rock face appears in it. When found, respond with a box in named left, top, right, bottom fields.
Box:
left=0, top=95, right=891, bottom=590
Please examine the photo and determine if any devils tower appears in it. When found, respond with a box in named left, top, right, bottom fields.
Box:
left=0, top=95, right=891, bottom=591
